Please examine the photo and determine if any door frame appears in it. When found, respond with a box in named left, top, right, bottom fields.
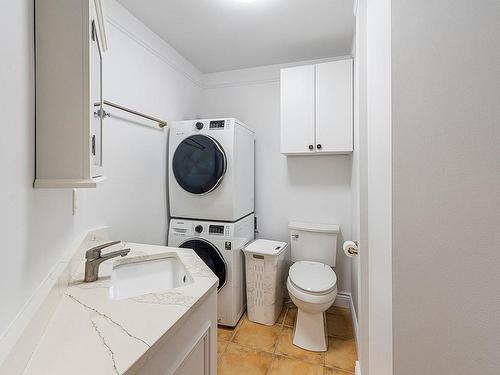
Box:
left=355, top=0, right=393, bottom=374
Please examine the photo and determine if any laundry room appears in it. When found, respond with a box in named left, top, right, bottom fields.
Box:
left=3, top=1, right=358, bottom=373
left=6, top=0, right=498, bottom=374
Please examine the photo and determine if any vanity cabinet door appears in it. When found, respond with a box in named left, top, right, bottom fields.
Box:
left=174, top=332, right=210, bottom=375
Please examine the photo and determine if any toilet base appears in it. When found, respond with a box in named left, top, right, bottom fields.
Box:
left=292, top=309, right=327, bottom=352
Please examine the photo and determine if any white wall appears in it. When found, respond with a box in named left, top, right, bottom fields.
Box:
left=0, top=0, right=202, bottom=335
left=201, top=60, right=353, bottom=293
left=391, top=0, right=500, bottom=374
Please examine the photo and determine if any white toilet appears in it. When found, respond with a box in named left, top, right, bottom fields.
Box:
left=286, top=221, right=339, bottom=352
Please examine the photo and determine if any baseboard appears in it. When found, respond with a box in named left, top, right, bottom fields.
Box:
left=348, top=292, right=360, bottom=356
left=355, top=360, right=361, bottom=375
left=333, top=292, right=351, bottom=308
left=334, top=292, right=361, bottom=366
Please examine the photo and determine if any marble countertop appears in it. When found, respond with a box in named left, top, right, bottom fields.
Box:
left=22, top=243, right=218, bottom=375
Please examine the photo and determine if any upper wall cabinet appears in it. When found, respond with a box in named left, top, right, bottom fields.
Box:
left=280, top=59, right=353, bottom=155
left=34, top=0, right=108, bottom=188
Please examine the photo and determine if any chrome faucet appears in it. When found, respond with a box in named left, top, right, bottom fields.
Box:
left=84, top=241, right=130, bottom=282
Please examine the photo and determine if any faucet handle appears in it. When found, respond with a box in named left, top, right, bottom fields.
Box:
left=85, top=240, right=121, bottom=260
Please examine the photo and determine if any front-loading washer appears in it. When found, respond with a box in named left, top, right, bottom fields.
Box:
left=168, top=118, right=254, bottom=222
left=168, top=214, right=254, bottom=326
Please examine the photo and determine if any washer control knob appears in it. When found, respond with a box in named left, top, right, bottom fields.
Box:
left=195, top=225, right=203, bottom=234
left=195, top=122, right=204, bottom=130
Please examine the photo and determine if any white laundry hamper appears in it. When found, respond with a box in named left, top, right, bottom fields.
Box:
left=243, top=239, right=288, bottom=326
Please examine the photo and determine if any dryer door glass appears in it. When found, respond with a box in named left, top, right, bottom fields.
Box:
left=172, top=134, right=227, bottom=194
left=179, top=239, right=226, bottom=290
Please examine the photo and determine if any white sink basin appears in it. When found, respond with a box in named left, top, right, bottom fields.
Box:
left=109, top=253, right=194, bottom=300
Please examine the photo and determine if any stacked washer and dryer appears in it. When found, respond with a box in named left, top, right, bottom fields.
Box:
left=167, top=118, right=255, bottom=327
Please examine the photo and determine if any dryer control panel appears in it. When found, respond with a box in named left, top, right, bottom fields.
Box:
left=169, top=219, right=232, bottom=238
left=209, top=120, right=226, bottom=129
left=209, top=224, right=225, bottom=235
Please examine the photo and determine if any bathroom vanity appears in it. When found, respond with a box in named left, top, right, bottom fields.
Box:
left=1, top=231, right=218, bottom=375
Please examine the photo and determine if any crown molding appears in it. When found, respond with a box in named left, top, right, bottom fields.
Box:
left=105, top=15, right=204, bottom=88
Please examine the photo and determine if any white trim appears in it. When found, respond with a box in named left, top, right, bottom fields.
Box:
left=204, top=77, right=280, bottom=90
left=93, top=0, right=108, bottom=51
left=333, top=292, right=351, bottom=309
left=349, top=292, right=360, bottom=355
left=106, top=17, right=204, bottom=88
left=333, top=292, right=360, bottom=352
left=355, top=360, right=361, bottom=375
left=203, top=55, right=353, bottom=90
left=33, top=177, right=107, bottom=189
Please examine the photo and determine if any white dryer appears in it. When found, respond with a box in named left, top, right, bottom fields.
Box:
left=168, top=118, right=254, bottom=222
left=168, top=215, right=254, bottom=327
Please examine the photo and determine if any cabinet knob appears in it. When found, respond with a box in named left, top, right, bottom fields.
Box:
left=316, top=144, right=322, bottom=150
left=308, top=144, right=314, bottom=150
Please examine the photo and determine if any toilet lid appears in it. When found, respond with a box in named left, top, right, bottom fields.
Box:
left=289, top=261, right=337, bottom=294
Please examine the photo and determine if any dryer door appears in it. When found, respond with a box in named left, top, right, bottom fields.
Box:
left=180, top=239, right=226, bottom=290
left=172, top=134, right=227, bottom=194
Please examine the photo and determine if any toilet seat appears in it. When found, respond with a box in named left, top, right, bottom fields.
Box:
left=289, top=261, right=337, bottom=295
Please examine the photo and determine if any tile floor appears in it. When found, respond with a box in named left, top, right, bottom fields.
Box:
left=217, top=304, right=357, bottom=375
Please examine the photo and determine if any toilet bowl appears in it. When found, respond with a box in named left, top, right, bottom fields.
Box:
left=287, top=261, right=337, bottom=351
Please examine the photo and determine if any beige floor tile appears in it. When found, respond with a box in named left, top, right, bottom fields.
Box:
left=218, top=340, right=229, bottom=358
left=275, top=327, right=325, bottom=365
left=218, top=326, right=235, bottom=342
left=326, top=312, right=354, bottom=339
left=284, top=307, right=297, bottom=327
left=325, top=337, right=357, bottom=372
left=268, top=355, right=323, bottom=375
left=325, top=367, right=355, bottom=375
left=218, top=343, right=273, bottom=375
left=232, top=318, right=281, bottom=353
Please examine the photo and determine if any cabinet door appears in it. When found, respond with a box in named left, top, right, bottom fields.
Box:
left=315, top=59, right=353, bottom=153
left=280, top=65, right=315, bottom=154
left=90, top=10, right=104, bottom=177
left=174, top=331, right=210, bottom=375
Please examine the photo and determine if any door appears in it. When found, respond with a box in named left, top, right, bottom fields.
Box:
left=90, top=14, right=104, bottom=177
left=174, top=330, right=210, bottom=375
left=280, top=65, right=315, bottom=154
left=172, top=135, right=227, bottom=195
left=180, top=239, right=226, bottom=290
left=315, top=59, right=354, bottom=153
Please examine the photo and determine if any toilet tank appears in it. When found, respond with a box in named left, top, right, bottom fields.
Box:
left=288, top=222, right=340, bottom=266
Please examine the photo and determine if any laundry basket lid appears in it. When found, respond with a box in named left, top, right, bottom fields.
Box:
left=244, top=239, right=288, bottom=256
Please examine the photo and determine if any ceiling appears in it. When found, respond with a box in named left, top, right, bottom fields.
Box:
left=116, top=0, right=355, bottom=73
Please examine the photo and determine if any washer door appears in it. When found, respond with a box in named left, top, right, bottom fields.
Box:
left=172, top=134, right=227, bottom=194
left=180, top=239, right=226, bottom=290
